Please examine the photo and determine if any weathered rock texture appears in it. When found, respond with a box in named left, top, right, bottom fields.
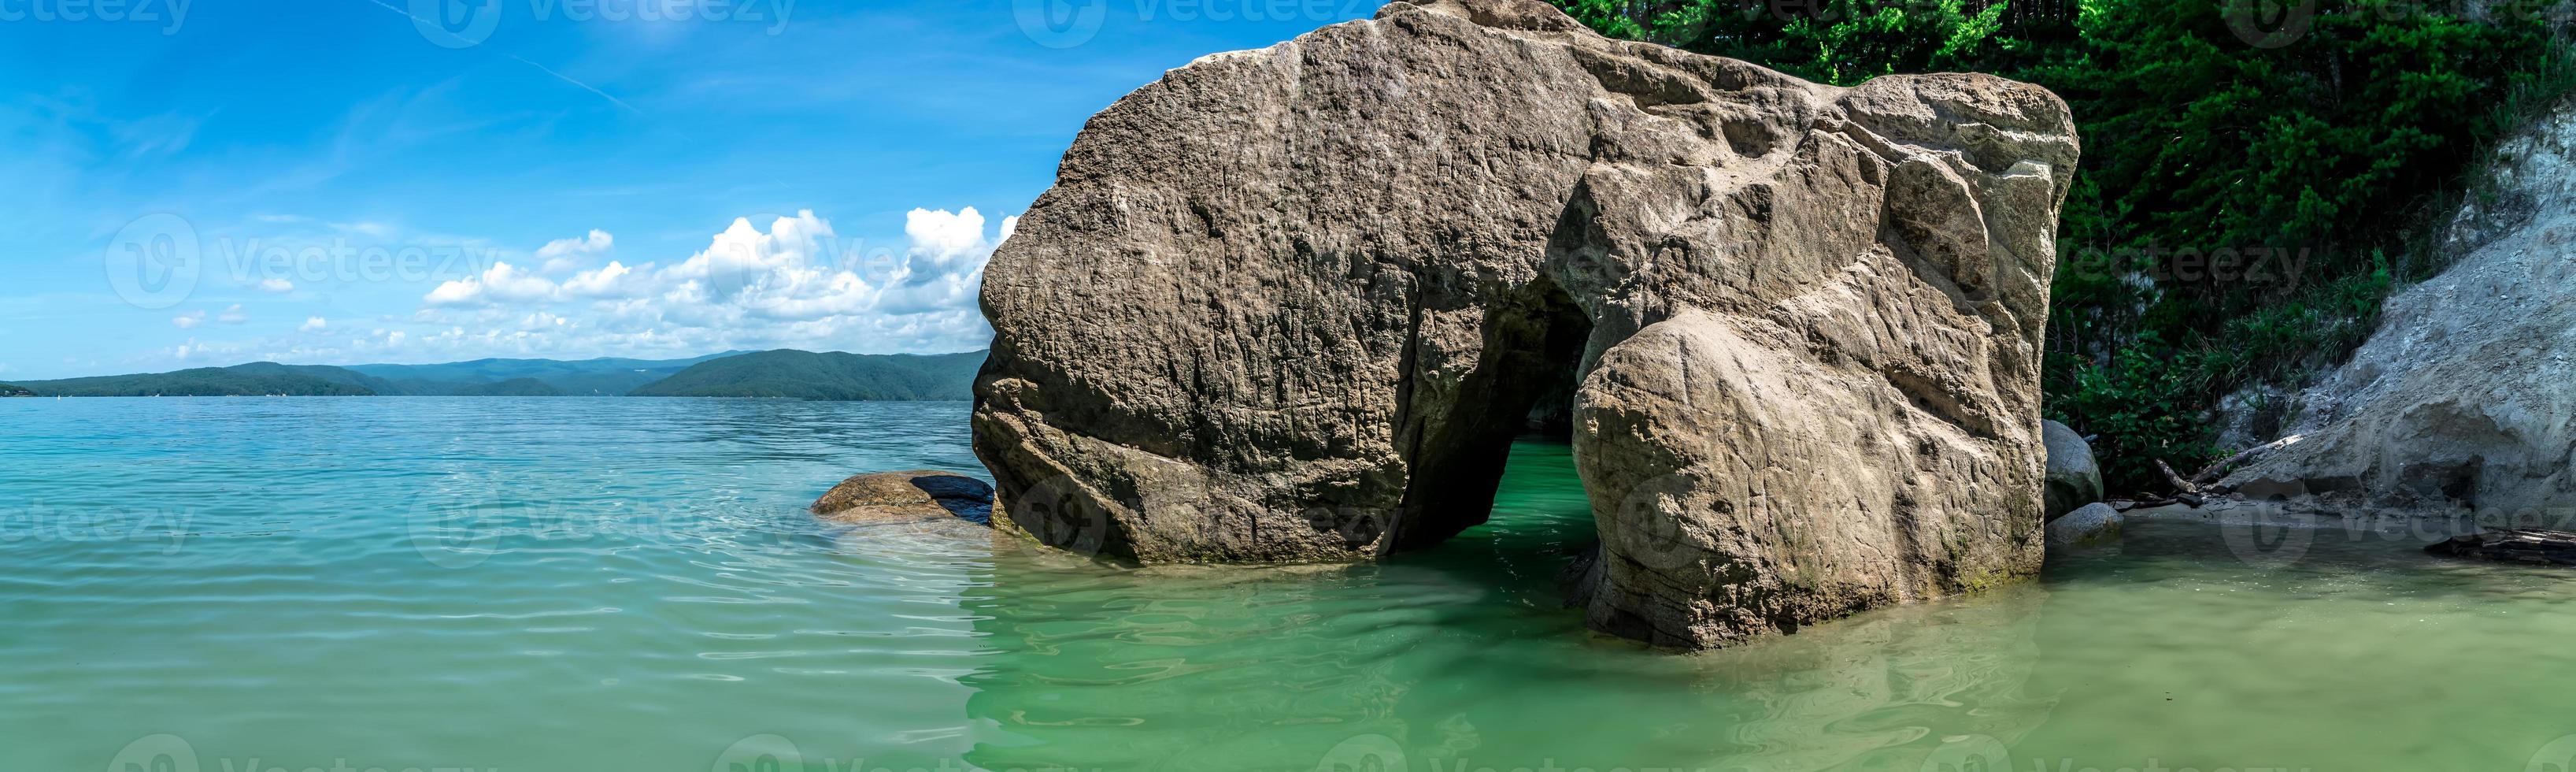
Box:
left=811, top=471, right=994, bottom=526
left=2223, top=99, right=2576, bottom=516
left=2042, top=419, right=2102, bottom=520
left=974, top=0, right=2078, bottom=648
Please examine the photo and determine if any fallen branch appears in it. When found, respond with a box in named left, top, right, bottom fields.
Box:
left=2156, top=458, right=2203, bottom=496
left=2189, top=434, right=2305, bottom=485
left=2115, top=492, right=2204, bottom=511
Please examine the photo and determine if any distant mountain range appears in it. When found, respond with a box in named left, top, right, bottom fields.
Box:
left=342, top=352, right=744, bottom=396
left=11, top=350, right=987, bottom=400
left=628, top=350, right=984, bottom=400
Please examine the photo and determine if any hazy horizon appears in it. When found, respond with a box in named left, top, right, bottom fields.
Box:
left=6, top=346, right=995, bottom=383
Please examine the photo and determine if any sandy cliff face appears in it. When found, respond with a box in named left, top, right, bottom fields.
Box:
left=2225, top=100, right=2576, bottom=517
left=973, top=0, right=2079, bottom=648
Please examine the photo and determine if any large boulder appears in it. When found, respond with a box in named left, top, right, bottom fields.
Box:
left=2223, top=99, right=2576, bottom=516
left=974, top=0, right=2078, bottom=648
left=2042, top=420, right=2102, bottom=520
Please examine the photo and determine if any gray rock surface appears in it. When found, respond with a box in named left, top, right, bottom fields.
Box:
left=2223, top=100, right=2576, bottom=516
left=2041, top=419, right=2101, bottom=521
left=2045, top=503, right=2120, bottom=549
left=974, top=0, right=2078, bottom=648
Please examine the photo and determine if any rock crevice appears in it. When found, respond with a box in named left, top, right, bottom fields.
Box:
left=974, top=0, right=2078, bottom=648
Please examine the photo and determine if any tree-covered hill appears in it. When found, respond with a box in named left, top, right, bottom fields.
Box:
left=627, top=350, right=986, bottom=400
left=14, top=362, right=390, bottom=396
left=345, top=353, right=742, bottom=396
left=448, top=377, right=570, bottom=397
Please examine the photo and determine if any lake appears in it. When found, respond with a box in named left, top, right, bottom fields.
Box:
left=6, top=398, right=2576, bottom=771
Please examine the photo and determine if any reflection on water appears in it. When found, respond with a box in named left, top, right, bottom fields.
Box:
left=957, top=444, right=2053, bottom=772
left=10, top=400, right=2576, bottom=771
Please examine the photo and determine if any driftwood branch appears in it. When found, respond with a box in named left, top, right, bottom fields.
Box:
left=2156, top=458, right=2203, bottom=496
left=2189, top=434, right=2304, bottom=485
left=2426, top=529, right=2576, bottom=566
left=2115, top=492, right=2206, bottom=512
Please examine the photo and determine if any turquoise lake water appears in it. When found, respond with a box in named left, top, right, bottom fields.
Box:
left=9, top=398, right=2576, bottom=771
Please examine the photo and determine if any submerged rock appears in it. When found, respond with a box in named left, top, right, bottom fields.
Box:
left=810, top=471, right=994, bottom=526
left=974, top=0, right=2078, bottom=648
left=2223, top=99, right=2576, bottom=515
left=2042, top=420, right=2102, bottom=521
left=2046, top=503, right=2121, bottom=549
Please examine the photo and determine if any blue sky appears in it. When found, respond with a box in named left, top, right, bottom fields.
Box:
left=0, top=0, right=1375, bottom=380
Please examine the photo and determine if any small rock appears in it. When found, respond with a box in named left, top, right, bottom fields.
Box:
left=2047, top=503, right=2121, bottom=548
left=810, top=471, right=994, bottom=527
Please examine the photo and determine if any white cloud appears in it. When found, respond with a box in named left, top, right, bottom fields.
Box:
left=424, top=261, right=560, bottom=306
left=165, top=207, right=1012, bottom=371
left=172, top=310, right=206, bottom=329
left=537, top=229, right=615, bottom=274
left=561, top=261, right=641, bottom=298
left=257, top=278, right=295, bottom=293
left=219, top=305, right=249, bottom=324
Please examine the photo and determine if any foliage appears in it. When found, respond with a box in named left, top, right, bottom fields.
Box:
left=1554, top=0, right=2570, bottom=490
